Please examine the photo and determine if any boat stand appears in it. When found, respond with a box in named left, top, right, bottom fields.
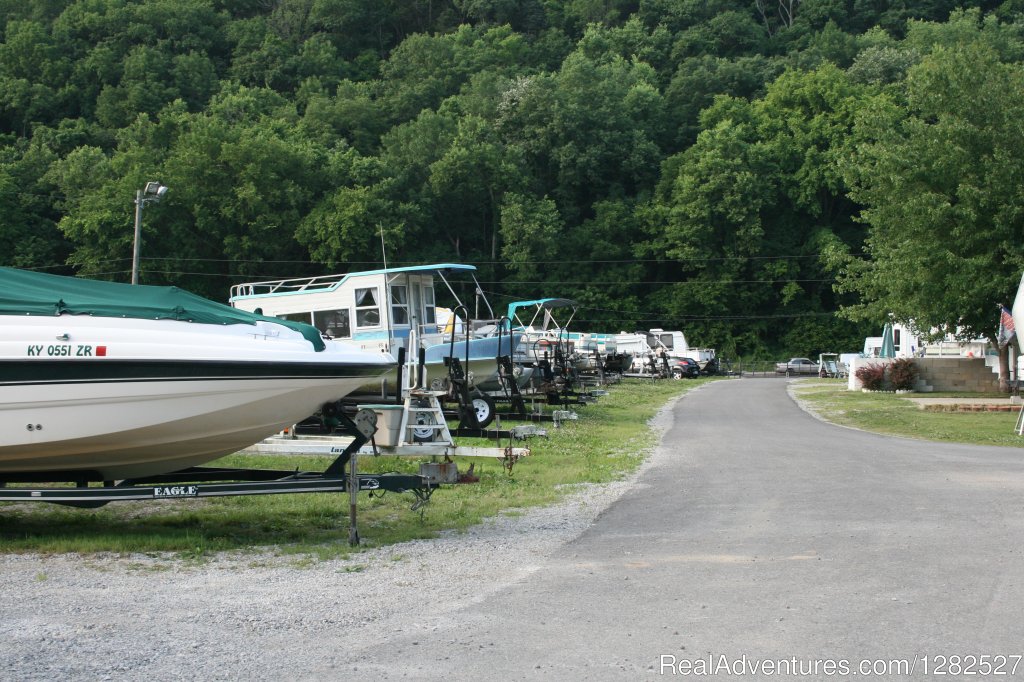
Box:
left=250, top=392, right=531, bottom=472
left=0, top=412, right=436, bottom=546
left=441, top=355, right=483, bottom=431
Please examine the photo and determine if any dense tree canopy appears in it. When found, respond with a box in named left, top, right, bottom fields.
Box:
left=2, top=0, right=1023, bottom=362
left=837, top=29, right=1024, bottom=383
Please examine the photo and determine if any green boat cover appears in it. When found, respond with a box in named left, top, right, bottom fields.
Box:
left=0, top=267, right=326, bottom=351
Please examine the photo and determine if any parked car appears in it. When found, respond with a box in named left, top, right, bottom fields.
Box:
left=774, top=357, right=820, bottom=375
left=672, top=357, right=702, bottom=379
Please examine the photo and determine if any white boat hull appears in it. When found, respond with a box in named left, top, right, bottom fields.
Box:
left=1013, top=272, right=1024, bottom=349
left=2, top=376, right=371, bottom=478
left=0, top=315, right=394, bottom=479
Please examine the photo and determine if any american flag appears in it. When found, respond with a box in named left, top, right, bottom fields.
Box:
left=998, top=305, right=1016, bottom=348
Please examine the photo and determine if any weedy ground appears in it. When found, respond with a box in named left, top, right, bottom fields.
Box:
left=0, top=377, right=706, bottom=558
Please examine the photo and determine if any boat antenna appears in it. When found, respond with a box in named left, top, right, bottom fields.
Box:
left=379, top=223, right=393, bottom=353
left=472, top=273, right=494, bottom=319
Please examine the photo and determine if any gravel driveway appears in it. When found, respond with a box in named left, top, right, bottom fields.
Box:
left=0, top=394, right=681, bottom=681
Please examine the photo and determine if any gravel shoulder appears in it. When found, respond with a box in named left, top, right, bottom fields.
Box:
left=0, top=395, right=682, bottom=681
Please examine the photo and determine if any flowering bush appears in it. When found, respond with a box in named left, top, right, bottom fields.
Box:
left=888, top=358, right=918, bottom=391
left=855, top=363, right=887, bottom=391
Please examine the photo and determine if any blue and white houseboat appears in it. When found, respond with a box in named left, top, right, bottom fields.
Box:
left=229, top=264, right=519, bottom=398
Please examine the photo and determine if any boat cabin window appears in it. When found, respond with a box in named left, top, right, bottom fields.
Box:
left=423, top=286, right=436, bottom=325
left=280, top=312, right=312, bottom=325
left=313, top=309, right=351, bottom=339
left=659, top=333, right=674, bottom=349
left=355, top=287, right=380, bottom=327
left=390, top=285, right=409, bottom=326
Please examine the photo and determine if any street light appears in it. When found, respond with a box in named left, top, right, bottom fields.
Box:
left=132, top=181, right=169, bottom=285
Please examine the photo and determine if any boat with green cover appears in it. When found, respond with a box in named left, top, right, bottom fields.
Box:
left=0, top=268, right=394, bottom=480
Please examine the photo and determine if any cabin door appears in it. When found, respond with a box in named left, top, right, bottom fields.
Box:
left=410, top=282, right=423, bottom=337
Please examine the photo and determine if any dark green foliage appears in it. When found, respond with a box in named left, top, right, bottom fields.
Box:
left=665, top=54, right=783, bottom=145
left=838, top=17, right=1024, bottom=347
left=0, top=0, right=1021, bottom=363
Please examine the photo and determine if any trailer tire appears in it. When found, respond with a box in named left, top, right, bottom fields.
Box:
left=411, top=399, right=436, bottom=442
left=471, top=395, right=496, bottom=428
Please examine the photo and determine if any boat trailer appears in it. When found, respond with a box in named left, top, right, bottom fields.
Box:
left=0, top=410, right=436, bottom=546
left=253, top=389, right=532, bottom=479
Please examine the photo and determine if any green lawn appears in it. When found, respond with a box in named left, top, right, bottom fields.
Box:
left=792, top=380, right=1024, bottom=448
left=0, top=377, right=708, bottom=558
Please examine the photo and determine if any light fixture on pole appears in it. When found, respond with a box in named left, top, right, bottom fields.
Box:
left=131, top=181, right=169, bottom=285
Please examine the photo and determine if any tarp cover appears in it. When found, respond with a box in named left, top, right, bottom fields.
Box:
left=0, top=267, right=325, bottom=351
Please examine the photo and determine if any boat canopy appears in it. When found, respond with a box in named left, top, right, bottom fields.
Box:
left=505, top=298, right=578, bottom=320
left=0, top=267, right=326, bottom=351
left=506, top=298, right=578, bottom=331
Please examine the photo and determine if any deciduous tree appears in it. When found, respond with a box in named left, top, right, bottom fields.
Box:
left=839, top=42, right=1024, bottom=390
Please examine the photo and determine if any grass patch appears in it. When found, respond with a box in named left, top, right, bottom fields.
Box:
left=0, top=378, right=708, bottom=558
left=792, top=380, right=1023, bottom=447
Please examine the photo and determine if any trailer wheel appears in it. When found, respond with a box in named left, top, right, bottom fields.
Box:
left=411, top=399, right=436, bottom=442
left=471, top=395, right=496, bottom=428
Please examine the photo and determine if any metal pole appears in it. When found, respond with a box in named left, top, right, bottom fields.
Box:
left=348, top=450, right=359, bottom=546
left=131, top=189, right=143, bottom=285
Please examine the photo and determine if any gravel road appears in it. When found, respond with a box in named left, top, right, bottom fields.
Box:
left=0, top=393, right=682, bottom=681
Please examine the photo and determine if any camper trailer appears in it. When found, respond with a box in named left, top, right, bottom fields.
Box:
left=646, top=329, right=716, bottom=364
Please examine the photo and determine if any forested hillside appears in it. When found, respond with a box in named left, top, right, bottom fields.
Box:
left=2, top=0, right=1023, bottom=358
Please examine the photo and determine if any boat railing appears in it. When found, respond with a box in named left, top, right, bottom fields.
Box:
left=416, top=320, right=459, bottom=349
left=494, top=317, right=515, bottom=357
left=230, top=273, right=349, bottom=299
left=402, top=328, right=422, bottom=393
left=407, top=316, right=494, bottom=350
left=446, top=305, right=473, bottom=372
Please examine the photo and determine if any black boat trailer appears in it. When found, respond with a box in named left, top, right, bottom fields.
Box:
left=0, top=411, right=437, bottom=546
left=480, top=329, right=602, bottom=423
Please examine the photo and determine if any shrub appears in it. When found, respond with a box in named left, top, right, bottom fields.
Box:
left=855, top=363, right=887, bottom=391
left=889, top=358, right=918, bottom=391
